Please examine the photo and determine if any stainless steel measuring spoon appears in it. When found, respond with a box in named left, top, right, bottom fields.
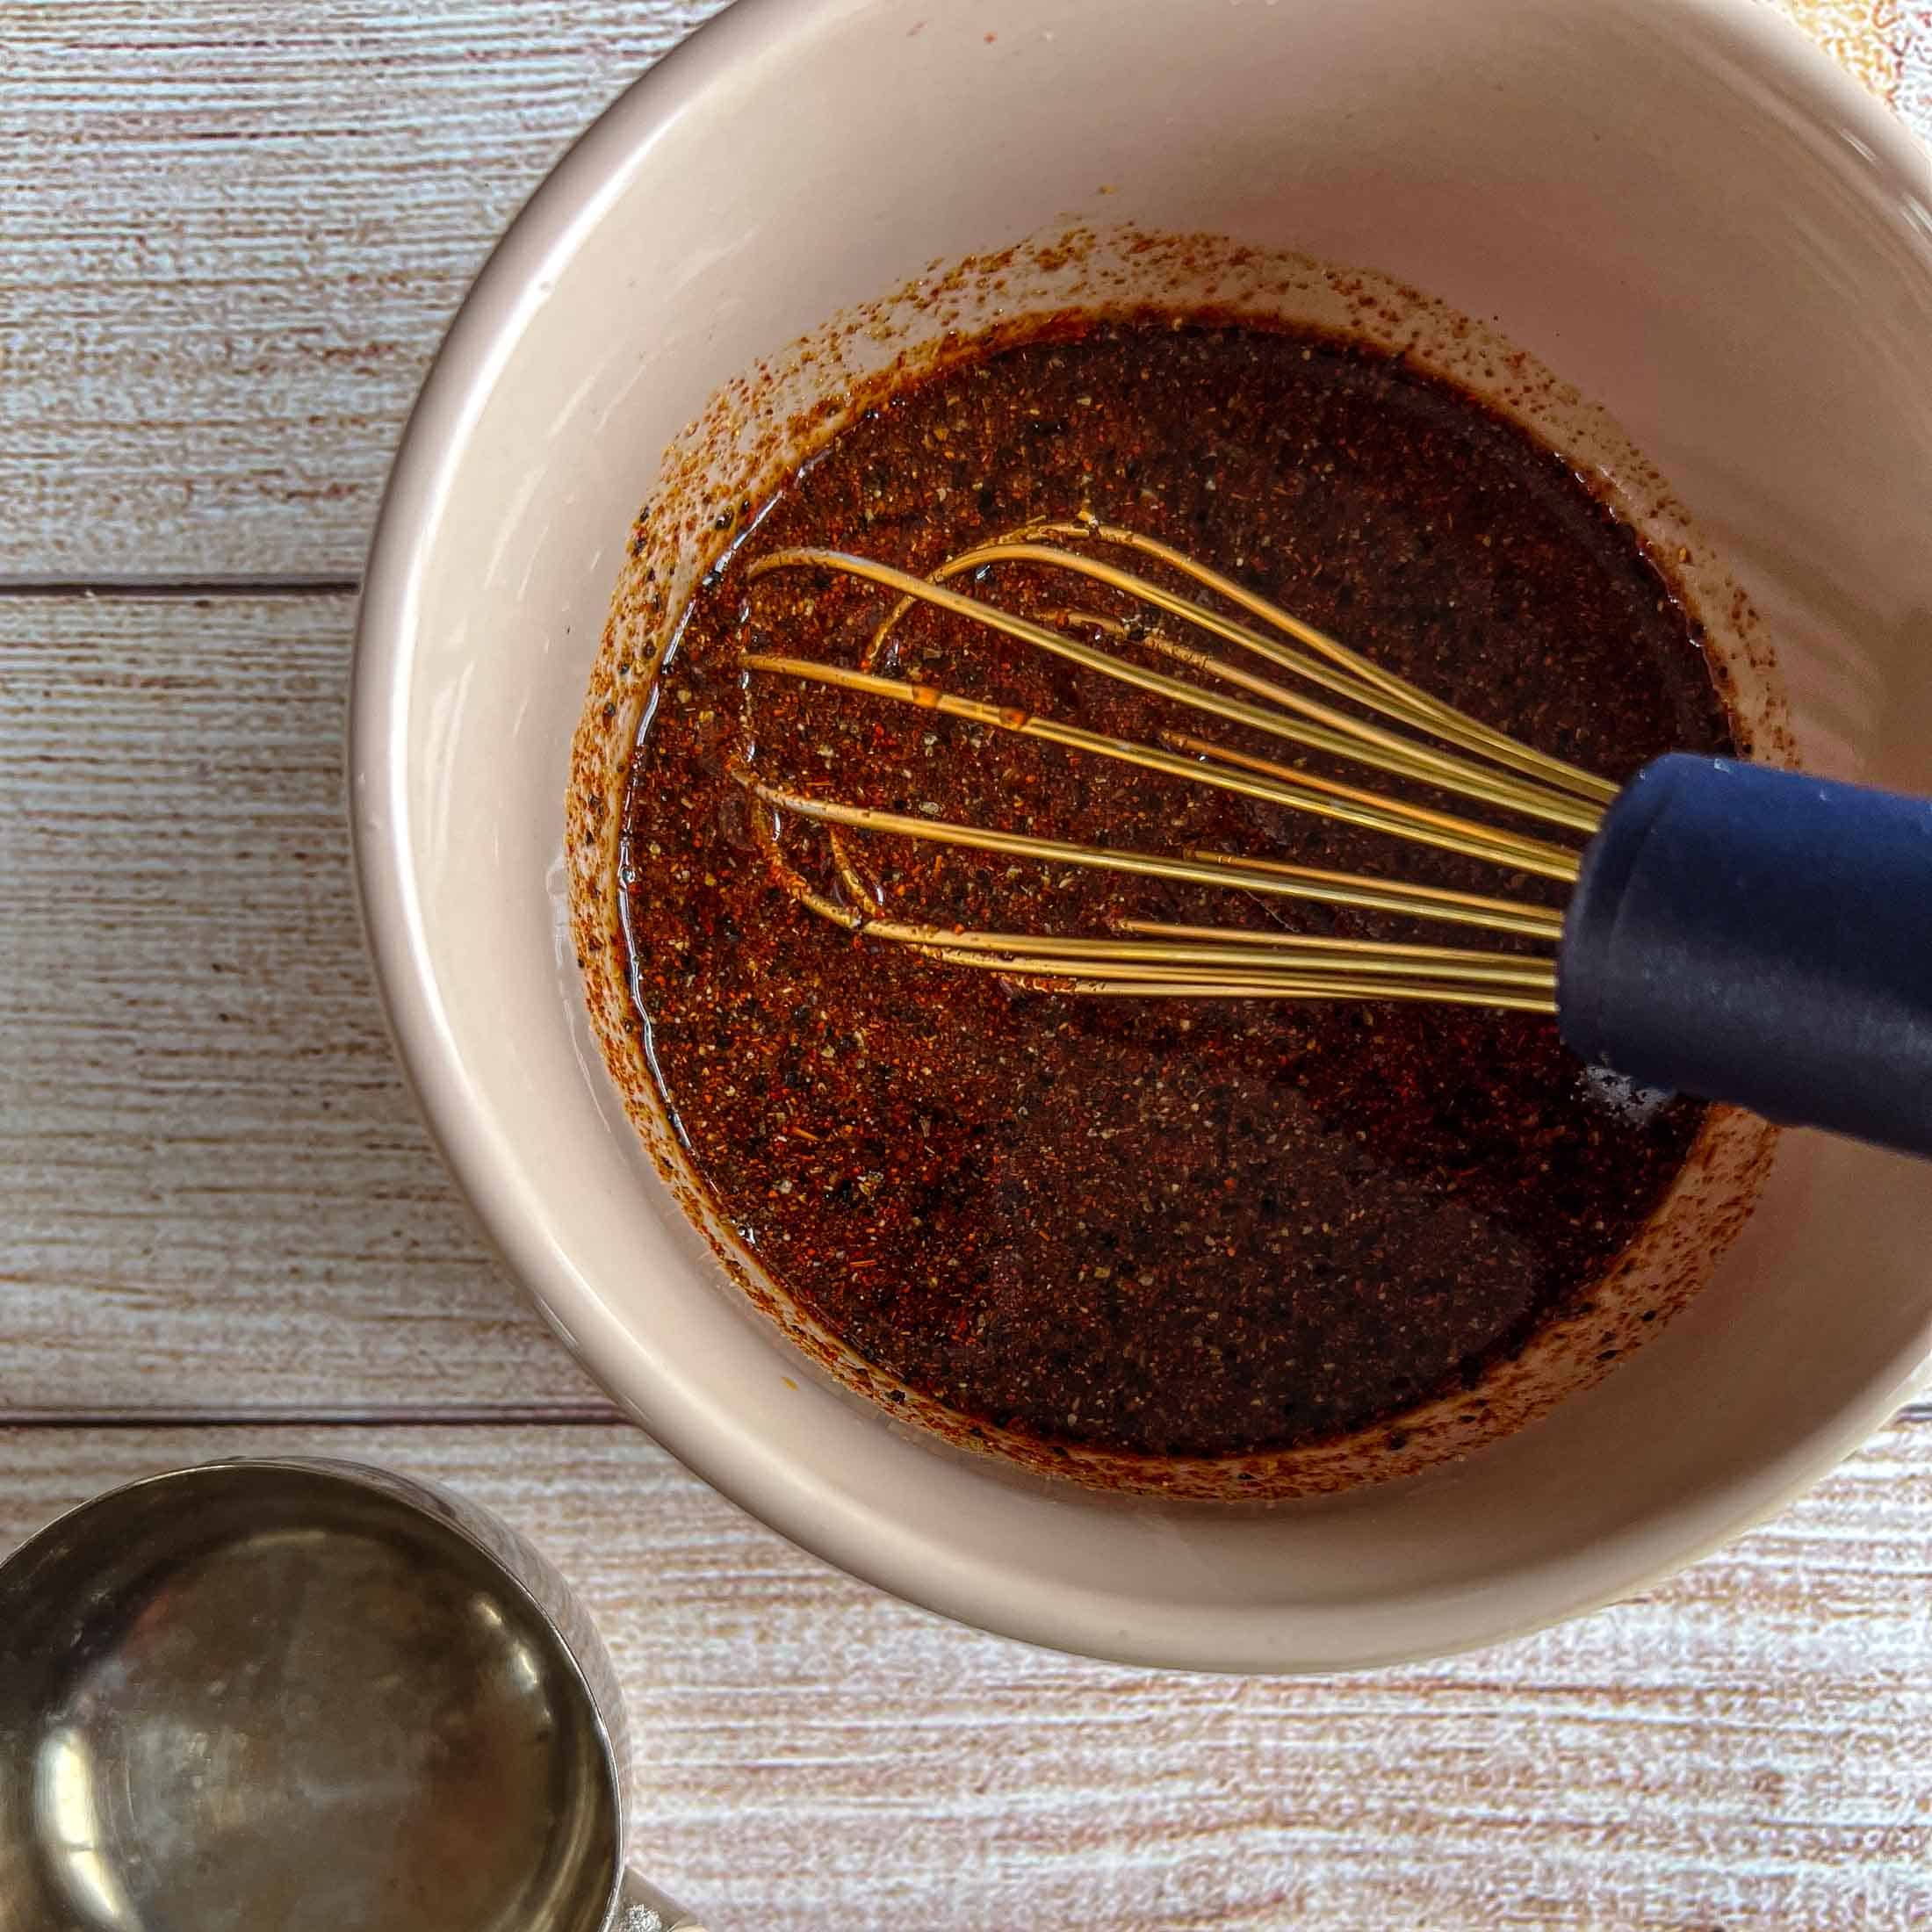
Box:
left=0, top=1458, right=706, bottom=1932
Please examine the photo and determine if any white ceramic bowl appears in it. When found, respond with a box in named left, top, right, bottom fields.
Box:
left=352, top=0, right=1932, bottom=1672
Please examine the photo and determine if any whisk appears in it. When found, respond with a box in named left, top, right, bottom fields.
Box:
left=736, top=514, right=1932, bottom=1160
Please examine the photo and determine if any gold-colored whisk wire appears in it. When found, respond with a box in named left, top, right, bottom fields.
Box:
left=735, top=516, right=1597, bottom=1013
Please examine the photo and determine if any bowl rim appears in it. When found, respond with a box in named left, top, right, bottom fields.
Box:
left=350, top=0, right=1932, bottom=1671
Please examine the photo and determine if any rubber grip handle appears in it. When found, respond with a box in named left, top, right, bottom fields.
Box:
left=1556, top=753, right=1932, bottom=1159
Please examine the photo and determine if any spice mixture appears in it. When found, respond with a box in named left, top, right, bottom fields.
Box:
left=617, top=315, right=1731, bottom=1460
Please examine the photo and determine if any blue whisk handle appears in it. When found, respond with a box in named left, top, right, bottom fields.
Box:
left=1556, top=753, right=1932, bottom=1159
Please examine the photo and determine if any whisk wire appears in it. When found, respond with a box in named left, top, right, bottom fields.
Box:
left=736, top=523, right=1601, bottom=1011
left=741, top=652, right=1581, bottom=880
left=741, top=783, right=1557, bottom=1012
left=1017, top=517, right=1618, bottom=807
left=748, top=547, right=1599, bottom=838
left=905, top=535, right=1605, bottom=826
left=923, top=952, right=1560, bottom=1013
left=746, top=776, right=1568, bottom=941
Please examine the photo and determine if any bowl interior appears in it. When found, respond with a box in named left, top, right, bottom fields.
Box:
left=354, top=0, right=1932, bottom=1669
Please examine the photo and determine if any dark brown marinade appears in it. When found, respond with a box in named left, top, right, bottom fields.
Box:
left=617, top=315, right=1731, bottom=1460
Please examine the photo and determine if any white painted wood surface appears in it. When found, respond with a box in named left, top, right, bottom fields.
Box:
left=4, top=0, right=732, bottom=580
left=4, top=4, right=1932, bottom=1927
left=0, top=594, right=603, bottom=1414
left=3, top=1417, right=1929, bottom=1930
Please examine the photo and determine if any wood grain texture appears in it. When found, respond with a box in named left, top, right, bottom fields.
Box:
left=3, top=0, right=733, bottom=580
left=1784, top=0, right=1911, bottom=101
left=5, top=7, right=1932, bottom=1925
left=6, top=0, right=1928, bottom=583
left=2, top=1415, right=1928, bottom=1931
left=0, top=593, right=607, bottom=1414
left=1902, top=0, right=1932, bottom=128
